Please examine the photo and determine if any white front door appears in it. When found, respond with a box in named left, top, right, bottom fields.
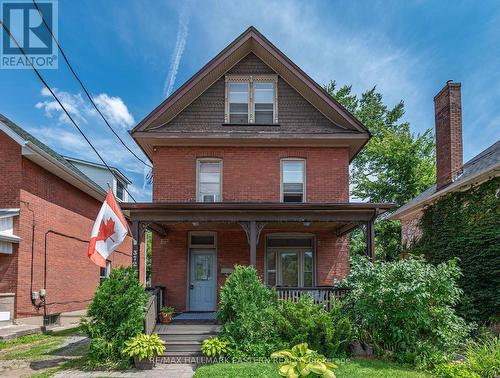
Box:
left=189, top=249, right=216, bottom=311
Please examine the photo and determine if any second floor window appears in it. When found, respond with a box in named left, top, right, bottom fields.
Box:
left=281, top=159, right=305, bottom=203
left=225, top=75, right=277, bottom=124
left=197, top=159, right=222, bottom=202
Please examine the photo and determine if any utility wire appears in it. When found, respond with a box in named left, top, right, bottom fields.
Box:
left=1, top=20, right=137, bottom=202
left=32, top=0, right=152, bottom=169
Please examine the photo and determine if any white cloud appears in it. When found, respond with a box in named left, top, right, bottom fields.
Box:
left=92, top=93, right=135, bottom=128
left=35, top=87, right=135, bottom=128
left=35, top=87, right=88, bottom=124
left=163, top=4, right=190, bottom=98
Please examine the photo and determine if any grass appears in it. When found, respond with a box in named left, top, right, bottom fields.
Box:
left=193, top=358, right=433, bottom=378
left=0, top=327, right=89, bottom=377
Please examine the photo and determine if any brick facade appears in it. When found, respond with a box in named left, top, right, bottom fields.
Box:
left=0, top=129, right=144, bottom=323
left=153, top=146, right=349, bottom=203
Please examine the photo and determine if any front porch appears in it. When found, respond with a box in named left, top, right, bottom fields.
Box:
left=124, top=202, right=391, bottom=314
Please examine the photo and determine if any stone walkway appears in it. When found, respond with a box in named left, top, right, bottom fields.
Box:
left=54, top=364, right=197, bottom=377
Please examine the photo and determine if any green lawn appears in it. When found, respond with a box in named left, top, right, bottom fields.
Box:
left=0, top=327, right=88, bottom=377
left=193, top=358, right=433, bottom=378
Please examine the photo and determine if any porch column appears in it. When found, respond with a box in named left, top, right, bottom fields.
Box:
left=249, top=220, right=257, bottom=267
left=131, top=220, right=141, bottom=278
left=366, top=220, right=375, bottom=262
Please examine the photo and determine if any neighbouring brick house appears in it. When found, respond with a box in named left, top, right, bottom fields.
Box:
left=123, top=27, right=392, bottom=313
left=0, top=114, right=144, bottom=327
left=390, top=81, right=500, bottom=246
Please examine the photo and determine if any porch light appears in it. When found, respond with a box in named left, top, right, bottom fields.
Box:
left=192, top=222, right=199, bottom=227
left=303, top=221, right=311, bottom=227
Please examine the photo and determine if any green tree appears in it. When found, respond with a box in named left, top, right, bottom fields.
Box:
left=325, top=82, right=436, bottom=260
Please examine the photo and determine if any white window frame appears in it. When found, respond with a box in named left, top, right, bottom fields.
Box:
left=196, top=158, right=223, bottom=202
left=280, top=158, right=306, bottom=203
left=224, top=75, right=278, bottom=124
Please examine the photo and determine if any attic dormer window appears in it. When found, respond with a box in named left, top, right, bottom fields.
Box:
left=225, top=75, right=278, bottom=124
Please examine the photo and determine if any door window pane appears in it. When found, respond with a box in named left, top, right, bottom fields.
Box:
left=282, top=160, right=305, bottom=202
left=280, top=252, right=298, bottom=287
left=229, top=82, right=248, bottom=123
left=194, top=255, right=212, bottom=281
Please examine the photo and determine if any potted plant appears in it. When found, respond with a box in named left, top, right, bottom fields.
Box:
left=159, top=306, right=175, bottom=324
left=122, top=333, right=166, bottom=370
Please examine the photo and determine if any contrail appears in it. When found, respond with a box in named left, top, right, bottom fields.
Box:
left=163, top=6, right=190, bottom=98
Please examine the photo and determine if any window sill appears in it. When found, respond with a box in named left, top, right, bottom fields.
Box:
left=222, top=123, right=280, bottom=127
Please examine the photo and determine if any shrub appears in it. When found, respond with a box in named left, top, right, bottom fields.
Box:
left=273, top=296, right=351, bottom=357
left=81, top=267, right=148, bottom=365
left=435, top=336, right=500, bottom=378
left=343, top=257, right=471, bottom=366
left=271, top=342, right=338, bottom=377
left=122, top=333, right=166, bottom=361
left=201, top=336, right=231, bottom=357
left=434, top=362, right=481, bottom=378
left=218, top=265, right=282, bottom=357
left=464, top=336, right=500, bottom=378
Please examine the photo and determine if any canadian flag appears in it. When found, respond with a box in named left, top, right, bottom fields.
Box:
left=88, top=189, right=128, bottom=267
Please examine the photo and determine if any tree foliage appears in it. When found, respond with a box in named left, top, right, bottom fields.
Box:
left=412, top=177, right=500, bottom=323
left=325, top=82, right=436, bottom=260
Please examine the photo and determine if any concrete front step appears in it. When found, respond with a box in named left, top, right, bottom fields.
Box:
left=162, top=333, right=213, bottom=342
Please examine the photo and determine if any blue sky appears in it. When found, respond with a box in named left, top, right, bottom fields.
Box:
left=1, top=0, right=499, bottom=201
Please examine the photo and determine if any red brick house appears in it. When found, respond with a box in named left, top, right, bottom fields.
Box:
left=123, top=27, right=391, bottom=314
left=390, top=81, right=500, bottom=246
left=0, top=114, right=144, bottom=328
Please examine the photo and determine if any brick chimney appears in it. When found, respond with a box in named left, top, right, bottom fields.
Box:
left=434, top=81, right=463, bottom=189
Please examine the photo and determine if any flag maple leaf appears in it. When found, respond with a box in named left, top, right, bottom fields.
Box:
left=96, top=217, right=115, bottom=242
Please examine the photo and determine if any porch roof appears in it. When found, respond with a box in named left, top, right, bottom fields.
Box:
left=121, top=201, right=393, bottom=227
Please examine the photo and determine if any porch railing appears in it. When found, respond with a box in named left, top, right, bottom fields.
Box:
left=144, top=286, right=163, bottom=335
left=276, top=287, right=348, bottom=310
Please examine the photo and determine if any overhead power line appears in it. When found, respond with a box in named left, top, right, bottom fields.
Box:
left=32, top=0, right=152, bottom=169
left=1, top=20, right=137, bottom=203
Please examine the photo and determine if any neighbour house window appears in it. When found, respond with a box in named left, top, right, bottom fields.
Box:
left=197, top=159, right=222, bottom=202
left=281, top=159, right=306, bottom=203
left=116, top=180, right=125, bottom=201
left=225, top=75, right=278, bottom=124
left=99, top=260, right=111, bottom=283
left=266, top=236, right=314, bottom=288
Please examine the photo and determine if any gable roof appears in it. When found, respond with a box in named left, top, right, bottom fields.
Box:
left=0, top=113, right=106, bottom=201
left=391, top=140, right=500, bottom=219
left=131, top=27, right=371, bottom=161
